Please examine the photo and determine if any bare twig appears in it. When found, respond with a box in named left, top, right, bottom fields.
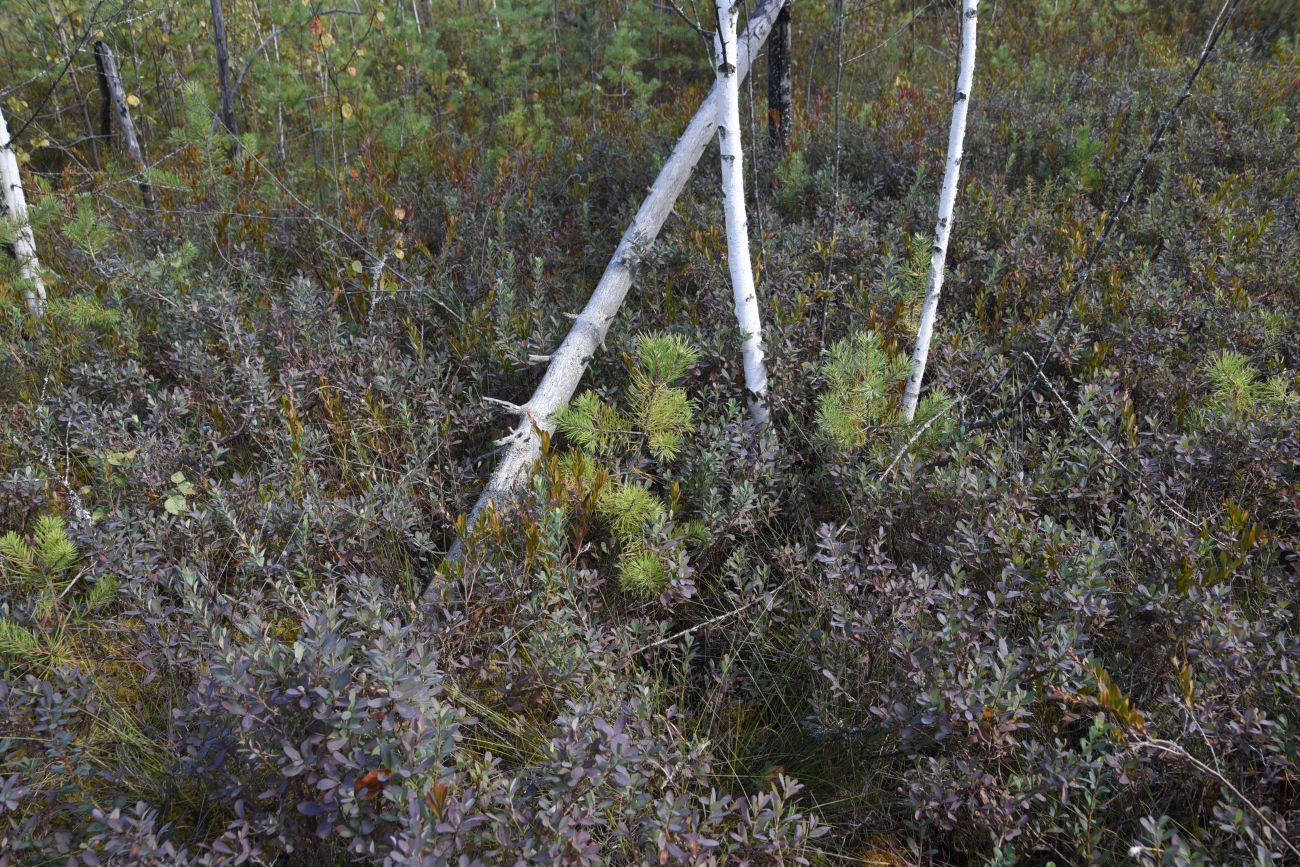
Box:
left=1133, top=738, right=1300, bottom=861
left=1021, top=351, right=1203, bottom=530
left=966, top=0, right=1240, bottom=433
left=878, top=401, right=957, bottom=481
left=631, top=579, right=790, bottom=655
left=660, top=0, right=712, bottom=39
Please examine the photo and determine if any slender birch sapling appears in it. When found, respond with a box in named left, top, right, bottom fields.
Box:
left=901, top=0, right=979, bottom=422
left=0, top=105, right=48, bottom=317
left=715, top=0, right=771, bottom=426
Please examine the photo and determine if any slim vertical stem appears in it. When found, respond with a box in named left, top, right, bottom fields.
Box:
left=211, top=0, right=237, bottom=136
left=94, top=42, right=156, bottom=212
left=767, top=1, right=791, bottom=154
left=715, top=0, right=771, bottom=425
left=901, top=0, right=980, bottom=421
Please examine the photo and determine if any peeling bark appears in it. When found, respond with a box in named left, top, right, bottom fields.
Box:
left=211, top=0, right=237, bottom=136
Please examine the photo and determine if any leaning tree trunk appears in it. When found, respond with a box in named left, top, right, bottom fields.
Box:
left=210, top=0, right=237, bottom=136
left=767, top=2, right=792, bottom=154
left=94, top=42, right=156, bottom=211
left=715, top=0, right=771, bottom=426
left=425, top=0, right=790, bottom=595
left=901, top=0, right=979, bottom=422
left=0, top=105, right=47, bottom=318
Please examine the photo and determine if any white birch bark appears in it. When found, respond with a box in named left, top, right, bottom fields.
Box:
left=901, top=0, right=979, bottom=422
left=0, top=105, right=47, bottom=318
left=715, top=0, right=771, bottom=426
left=427, top=0, right=789, bottom=591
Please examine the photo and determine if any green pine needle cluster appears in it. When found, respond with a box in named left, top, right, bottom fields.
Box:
left=0, top=516, right=119, bottom=669
left=816, top=330, right=954, bottom=457
left=552, top=331, right=699, bottom=594
left=892, top=231, right=932, bottom=336
left=816, top=331, right=908, bottom=450
left=554, top=332, right=699, bottom=462
left=1, top=515, right=78, bottom=584
left=1203, top=351, right=1296, bottom=417
left=596, top=481, right=666, bottom=540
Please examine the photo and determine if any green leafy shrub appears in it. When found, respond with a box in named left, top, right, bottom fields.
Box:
left=0, top=1, right=1295, bottom=862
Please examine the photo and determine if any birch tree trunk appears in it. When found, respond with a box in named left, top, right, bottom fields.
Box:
left=767, top=2, right=792, bottom=154
left=427, top=0, right=789, bottom=590
left=901, top=0, right=979, bottom=422
left=211, top=0, right=237, bottom=136
left=0, top=105, right=47, bottom=318
left=715, top=0, right=771, bottom=426
left=94, top=42, right=156, bottom=211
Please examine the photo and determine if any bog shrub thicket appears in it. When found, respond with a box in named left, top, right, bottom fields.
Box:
left=0, top=0, right=1296, bottom=864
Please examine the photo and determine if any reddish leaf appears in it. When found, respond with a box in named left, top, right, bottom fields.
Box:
left=354, top=769, right=392, bottom=801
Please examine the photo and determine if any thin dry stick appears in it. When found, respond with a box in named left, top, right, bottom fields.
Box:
left=1133, top=738, right=1300, bottom=861
left=878, top=400, right=957, bottom=481
left=966, top=0, right=1240, bottom=433
left=631, top=579, right=789, bottom=655
left=1020, top=351, right=1202, bottom=529
left=94, top=41, right=155, bottom=210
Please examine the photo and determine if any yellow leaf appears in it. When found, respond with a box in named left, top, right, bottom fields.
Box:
left=320, top=32, right=335, bottom=48
left=126, top=94, right=141, bottom=107
left=341, top=103, right=353, bottom=119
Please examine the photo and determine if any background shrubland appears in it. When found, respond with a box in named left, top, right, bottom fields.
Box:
left=0, top=0, right=1297, bottom=863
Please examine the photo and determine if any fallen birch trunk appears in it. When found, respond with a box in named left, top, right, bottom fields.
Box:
left=94, top=42, right=156, bottom=211
left=428, top=0, right=789, bottom=591
left=0, top=105, right=48, bottom=318
left=901, top=0, right=979, bottom=421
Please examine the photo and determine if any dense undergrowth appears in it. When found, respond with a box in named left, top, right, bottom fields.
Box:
left=1, top=0, right=1297, bottom=863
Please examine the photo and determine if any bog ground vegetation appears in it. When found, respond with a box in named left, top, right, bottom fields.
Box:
left=0, top=0, right=1297, bottom=863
